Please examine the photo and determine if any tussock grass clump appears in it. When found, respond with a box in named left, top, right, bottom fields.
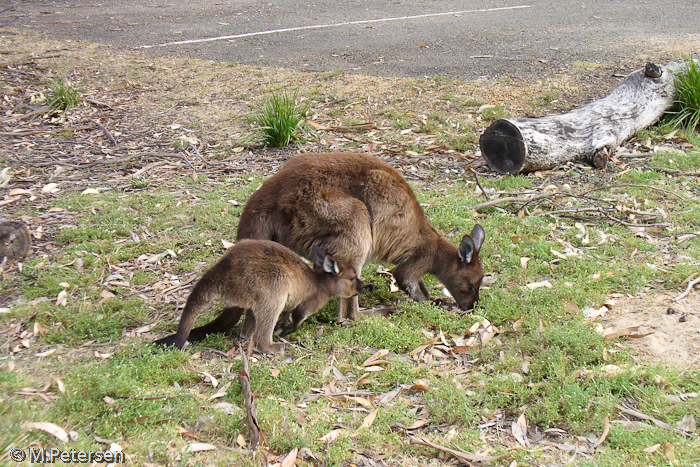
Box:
left=46, top=77, right=80, bottom=111
left=247, top=89, right=309, bottom=147
left=668, top=56, right=700, bottom=130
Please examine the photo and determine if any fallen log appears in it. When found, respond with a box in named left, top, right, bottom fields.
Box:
left=479, top=61, right=690, bottom=174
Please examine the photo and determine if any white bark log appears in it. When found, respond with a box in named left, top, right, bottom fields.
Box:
left=479, top=62, right=690, bottom=174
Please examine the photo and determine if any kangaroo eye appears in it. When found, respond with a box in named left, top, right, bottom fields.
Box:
left=467, top=284, right=474, bottom=292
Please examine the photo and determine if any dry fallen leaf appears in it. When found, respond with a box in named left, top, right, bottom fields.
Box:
left=41, top=183, right=60, bottom=194
left=319, top=428, right=348, bottom=444
left=663, top=442, right=678, bottom=464
left=345, top=395, right=373, bottom=408
left=512, top=413, right=530, bottom=447
left=377, top=387, right=401, bottom=405
left=526, top=279, right=552, bottom=290
left=8, top=188, right=33, bottom=196
left=236, top=434, right=247, bottom=448
left=353, top=408, right=380, bottom=435
left=389, top=276, right=400, bottom=292
left=281, top=448, right=298, bottom=467
left=512, top=317, right=523, bottom=331
left=201, top=371, right=218, bottom=388
left=592, top=417, right=610, bottom=449
left=81, top=188, right=100, bottom=195
left=362, top=349, right=390, bottom=366
left=643, top=443, right=661, bottom=453
left=185, top=442, right=217, bottom=452
left=406, top=420, right=428, bottom=430
left=55, top=290, right=68, bottom=307
left=208, top=381, right=231, bottom=401
left=23, top=421, right=69, bottom=442
left=177, top=426, right=202, bottom=440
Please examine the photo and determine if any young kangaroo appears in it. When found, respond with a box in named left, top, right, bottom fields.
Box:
left=154, top=239, right=364, bottom=353
left=236, top=152, right=485, bottom=320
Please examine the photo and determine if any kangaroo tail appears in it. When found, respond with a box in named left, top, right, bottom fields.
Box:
left=165, top=277, right=219, bottom=349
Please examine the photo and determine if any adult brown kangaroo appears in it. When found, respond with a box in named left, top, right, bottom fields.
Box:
left=154, top=239, right=364, bottom=353
left=236, top=152, right=485, bottom=320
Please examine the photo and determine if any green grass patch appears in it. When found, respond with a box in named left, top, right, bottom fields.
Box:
left=667, top=55, right=700, bottom=130
left=46, top=76, right=80, bottom=111
left=245, top=89, right=309, bottom=147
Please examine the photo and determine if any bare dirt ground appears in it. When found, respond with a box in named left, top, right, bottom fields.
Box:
left=605, top=292, right=700, bottom=369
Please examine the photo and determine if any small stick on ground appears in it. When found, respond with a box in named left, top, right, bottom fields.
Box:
left=239, top=342, right=264, bottom=451
left=89, top=118, right=118, bottom=146
left=673, top=275, right=700, bottom=302
left=468, top=167, right=491, bottom=201
left=616, top=404, right=692, bottom=437
left=409, top=436, right=508, bottom=465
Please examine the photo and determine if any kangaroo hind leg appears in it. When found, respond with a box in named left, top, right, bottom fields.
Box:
left=251, top=297, right=287, bottom=354
left=186, top=306, right=245, bottom=343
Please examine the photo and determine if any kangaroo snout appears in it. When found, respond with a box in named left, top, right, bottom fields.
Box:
left=361, top=283, right=378, bottom=294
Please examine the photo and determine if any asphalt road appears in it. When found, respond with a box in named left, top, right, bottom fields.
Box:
left=3, top=1, right=699, bottom=78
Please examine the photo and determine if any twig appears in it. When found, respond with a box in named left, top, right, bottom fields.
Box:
left=90, top=118, right=118, bottom=146
left=616, top=404, right=692, bottom=437
left=672, top=275, right=700, bottom=302
left=602, top=213, right=669, bottom=228
left=649, top=167, right=700, bottom=177
left=188, top=144, right=246, bottom=171
left=239, top=344, right=264, bottom=451
left=467, top=193, right=554, bottom=210
left=408, top=436, right=508, bottom=464
left=308, top=389, right=376, bottom=396
left=580, top=183, right=687, bottom=200
left=85, top=97, right=113, bottom=109
left=114, top=394, right=198, bottom=401
left=468, top=167, right=491, bottom=201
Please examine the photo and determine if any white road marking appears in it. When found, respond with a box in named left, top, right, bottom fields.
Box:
left=139, top=4, right=531, bottom=49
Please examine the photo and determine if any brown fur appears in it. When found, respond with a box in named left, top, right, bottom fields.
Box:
left=154, top=239, right=364, bottom=353
left=236, top=152, right=485, bottom=319
left=0, top=218, right=31, bottom=263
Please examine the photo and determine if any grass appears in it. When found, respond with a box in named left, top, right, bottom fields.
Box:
left=246, top=89, right=309, bottom=147
left=667, top=55, right=700, bottom=130
left=480, top=105, right=510, bottom=121
left=536, top=90, right=560, bottom=106
left=2, top=34, right=700, bottom=466
left=46, top=77, right=80, bottom=111
left=3, top=158, right=700, bottom=465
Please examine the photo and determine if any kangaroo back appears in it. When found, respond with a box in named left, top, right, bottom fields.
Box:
left=237, top=152, right=485, bottom=314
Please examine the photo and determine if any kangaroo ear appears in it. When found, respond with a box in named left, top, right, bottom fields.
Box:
left=458, top=235, right=475, bottom=265
left=470, top=224, right=485, bottom=252
left=312, top=245, right=340, bottom=274
left=323, top=255, right=340, bottom=274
